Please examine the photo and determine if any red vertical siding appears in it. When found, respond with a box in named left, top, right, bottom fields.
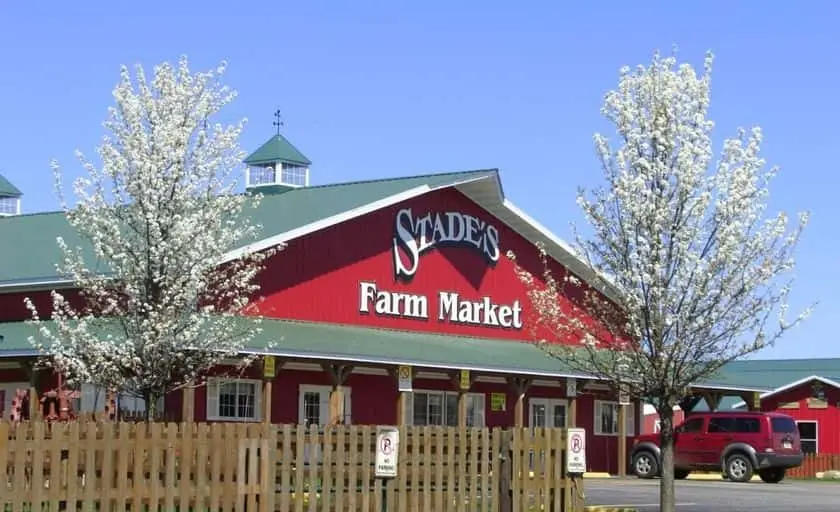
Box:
left=762, top=382, right=840, bottom=454
left=249, top=188, right=600, bottom=345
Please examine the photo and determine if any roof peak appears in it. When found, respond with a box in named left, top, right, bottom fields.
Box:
left=244, top=133, right=312, bottom=167
left=0, top=173, right=22, bottom=197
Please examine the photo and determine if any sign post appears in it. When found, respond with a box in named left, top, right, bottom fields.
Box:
left=375, top=426, right=399, bottom=511
left=566, top=428, right=587, bottom=474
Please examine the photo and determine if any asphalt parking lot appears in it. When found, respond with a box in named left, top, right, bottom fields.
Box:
left=584, top=478, right=839, bottom=512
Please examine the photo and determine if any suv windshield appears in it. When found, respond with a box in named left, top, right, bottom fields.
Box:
left=771, top=417, right=797, bottom=433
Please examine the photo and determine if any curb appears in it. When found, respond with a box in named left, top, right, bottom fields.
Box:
left=580, top=472, right=761, bottom=482
left=583, top=472, right=614, bottom=478
left=584, top=507, right=639, bottom=512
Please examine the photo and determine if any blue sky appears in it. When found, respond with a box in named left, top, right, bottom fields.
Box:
left=1, top=2, right=837, bottom=358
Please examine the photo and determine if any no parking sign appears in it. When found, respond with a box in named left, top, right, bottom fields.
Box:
left=566, top=428, right=587, bottom=474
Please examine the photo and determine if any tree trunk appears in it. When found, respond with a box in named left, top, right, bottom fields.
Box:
left=658, top=405, right=676, bottom=512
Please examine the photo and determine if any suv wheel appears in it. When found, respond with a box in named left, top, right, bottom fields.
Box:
left=632, top=450, right=659, bottom=479
left=758, top=468, right=785, bottom=483
left=725, top=453, right=754, bottom=483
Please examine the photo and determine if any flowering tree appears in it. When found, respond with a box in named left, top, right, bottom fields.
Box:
left=25, top=56, right=279, bottom=421
left=510, top=50, right=810, bottom=512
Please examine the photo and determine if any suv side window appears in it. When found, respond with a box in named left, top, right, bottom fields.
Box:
left=681, top=417, right=704, bottom=433
left=707, top=417, right=734, bottom=433
left=733, top=417, right=761, bottom=433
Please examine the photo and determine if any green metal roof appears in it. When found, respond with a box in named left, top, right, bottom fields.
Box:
left=0, top=169, right=497, bottom=287
left=704, top=358, right=840, bottom=391
left=0, top=174, right=22, bottom=197
left=244, top=135, right=312, bottom=166
left=0, top=317, right=590, bottom=378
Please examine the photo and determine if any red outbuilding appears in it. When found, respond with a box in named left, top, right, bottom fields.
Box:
left=0, top=132, right=766, bottom=474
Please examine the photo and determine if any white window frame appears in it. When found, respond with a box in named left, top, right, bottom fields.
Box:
left=298, top=384, right=353, bottom=426
left=406, top=390, right=486, bottom=428
left=594, top=400, right=635, bottom=436
left=528, top=398, right=569, bottom=428
left=796, top=420, right=818, bottom=454
left=207, top=377, right=262, bottom=422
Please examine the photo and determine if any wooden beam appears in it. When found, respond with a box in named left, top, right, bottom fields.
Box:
left=262, top=380, right=272, bottom=424
left=182, top=385, right=195, bottom=423
left=740, top=391, right=762, bottom=411
left=702, top=391, right=724, bottom=412
left=679, top=394, right=704, bottom=413
left=618, top=404, right=628, bottom=477
left=323, top=363, right=354, bottom=386
left=507, top=377, right=531, bottom=428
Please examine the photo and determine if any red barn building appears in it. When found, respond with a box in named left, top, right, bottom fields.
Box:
left=641, top=360, right=840, bottom=456
left=0, top=134, right=765, bottom=474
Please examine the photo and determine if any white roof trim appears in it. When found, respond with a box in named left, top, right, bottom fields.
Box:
left=731, top=375, right=840, bottom=409
left=221, top=174, right=495, bottom=263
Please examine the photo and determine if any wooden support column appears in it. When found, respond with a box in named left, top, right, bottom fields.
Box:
left=323, top=363, right=354, bottom=425
left=181, top=385, right=195, bottom=423
left=25, top=362, right=40, bottom=420
left=702, top=391, right=724, bottom=412
left=261, top=356, right=277, bottom=424
left=390, top=365, right=413, bottom=426
left=566, top=378, right=581, bottom=427
left=679, top=394, right=704, bottom=413
left=507, top=376, right=531, bottom=428
left=740, top=391, right=762, bottom=411
left=450, top=369, right=475, bottom=427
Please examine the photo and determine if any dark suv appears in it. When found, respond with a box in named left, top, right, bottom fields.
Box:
left=630, top=411, right=804, bottom=483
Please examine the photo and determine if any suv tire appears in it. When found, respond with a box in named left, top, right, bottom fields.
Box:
left=674, top=469, right=690, bottom=479
left=758, top=468, right=785, bottom=483
left=725, top=453, right=754, bottom=483
left=632, top=450, right=659, bottom=479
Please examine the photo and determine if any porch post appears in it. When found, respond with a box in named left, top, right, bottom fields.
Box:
left=702, top=391, right=723, bottom=412
left=261, top=356, right=277, bottom=424
left=451, top=369, right=474, bottom=427
left=566, top=377, right=579, bottom=427
left=181, top=385, right=195, bottom=423
left=323, top=363, right=354, bottom=425
left=740, top=391, right=762, bottom=411
left=393, top=365, right=413, bottom=426
left=508, top=376, right=531, bottom=428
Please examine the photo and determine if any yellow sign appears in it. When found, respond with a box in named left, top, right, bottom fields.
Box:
left=491, top=393, right=506, bottom=412
left=459, top=369, right=471, bottom=390
left=397, top=365, right=412, bottom=392
left=263, top=356, right=276, bottom=379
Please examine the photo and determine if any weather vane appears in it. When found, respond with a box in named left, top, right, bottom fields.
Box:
left=273, top=109, right=284, bottom=135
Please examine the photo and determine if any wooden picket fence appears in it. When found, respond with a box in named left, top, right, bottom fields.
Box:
left=788, top=452, right=840, bottom=478
left=0, top=421, right=582, bottom=512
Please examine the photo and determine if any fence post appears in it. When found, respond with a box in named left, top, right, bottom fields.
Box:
left=498, top=429, right=512, bottom=512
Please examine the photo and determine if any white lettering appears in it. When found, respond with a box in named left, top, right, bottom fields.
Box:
left=392, top=208, right=501, bottom=281
left=361, top=283, right=523, bottom=330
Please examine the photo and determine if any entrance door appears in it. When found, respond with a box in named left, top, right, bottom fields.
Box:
left=529, top=398, right=568, bottom=428
left=298, top=385, right=352, bottom=426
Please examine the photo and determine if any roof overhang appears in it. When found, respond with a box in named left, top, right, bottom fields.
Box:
left=731, top=375, right=840, bottom=409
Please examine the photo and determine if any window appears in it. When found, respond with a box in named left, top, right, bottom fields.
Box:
left=679, top=417, right=704, bottom=433
left=297, top=385, right=352, bottom=426
left=248, top=166, right=276, bottom=186
left=771, top=417, right=798, bottom=433
left=529, top=398, right=568, bottom=428
left=708, top=416, right=760, bottom=433
left=797, top=421, right=818, bottom=454
left=408, top=390, right=485, bottom=427
left=207, top=378, right=262, bottom=421
left=73, top=383, right=164, bottom=417
left=0, top=196, right=18, bottom=215
left=594, top=400, right=634, bottom=436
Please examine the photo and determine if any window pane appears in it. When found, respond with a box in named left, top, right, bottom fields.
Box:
left=428, top=393, right=443, bottom=426
left=601, top=404, right=616, bottom=434
left=797, top=422, right=817, bottom=440
left=708, top=417, right=734, bottom=433
left=801, top=440, right=817, bottom=454
left=532, top=404, right=546, bottom=428
left=412, top=393, right=428, bottom=426
left=733, top=418, right=760, bottom=433
left=772, top=417, right=798, bottom=433
left=553, top=404, right=566, bottom=428
left=303, top=392, right=321, bottom=426
left=682, top=418, right=704, bottom=433
left=218, top=383, right=237, bottom=418
left=445, top=393, right=458, bottom=427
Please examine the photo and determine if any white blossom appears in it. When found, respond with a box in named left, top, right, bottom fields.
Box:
left=510, top=49, right=810, bottom=511
left=25, top=56, right=280, bottom=419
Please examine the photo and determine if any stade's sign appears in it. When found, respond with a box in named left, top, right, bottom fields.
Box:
left=391, top=208, right=500, bottom=281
